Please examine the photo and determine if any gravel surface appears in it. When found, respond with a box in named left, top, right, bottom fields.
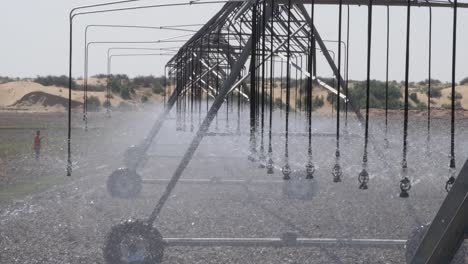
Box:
left=1, top=108, right=468, bottom=263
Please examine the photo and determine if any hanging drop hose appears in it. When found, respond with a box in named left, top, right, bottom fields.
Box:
left=176, top=60, right=181, bottom=130
left=359, top=0, right=372, bottom=190
left=332, top=0, right=343, bottom=183
left=83, top=52, right=88, bottom=131
left=280, top=57, right=284, bottom=117
left=384, top=6, right=390, bottom=148
left=300, top=56, right=303, bottom=114
left=446, top=0, right=458, bottom=192
left=400, top=0, right=412, bottom=198
left=199, top=39, right=203, bottom=127
left=305, top=0, right=316, bottom=180
left=259, top=0, right=267, bottom=168
left=249, top=2, right=258, bottom=162
left=216, top=29, right=220, bottom=131
left=184, top=49, right=189, bottom=131
left=427, top=3, right=432, bottom=145
left=345, top=5, right=350, bottom=126
left=294, top=57, right=298, bottom=119
left=282, top=0, right=292, bottom=181
left=163, top=66, right=167, bottom=109
left=226, top=27, right=231, bottom=130
left=190, top=49, right=195, bottom=132
left=267, top=0, right=275, bottom=175
left=207, top=33, right=211, bottom=113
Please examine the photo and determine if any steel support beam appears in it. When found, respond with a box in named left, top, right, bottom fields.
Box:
left=164, top=237, right=406, bottom=248
left=410, top=159, right=468, bottom=264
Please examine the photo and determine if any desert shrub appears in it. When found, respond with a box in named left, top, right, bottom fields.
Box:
left=92, top=74, right=108, bottom=79
left=87, top=96, right=101, bottom=112
left=442, top=101, right=463, bottom=110
left=346, top=80, right=402, bottom=109
left=448, top=91, right=463, bottom=100
left=414, top=101, right=427, bottom=110
left=103, top=100, right=111, bottom=109
left=109, top=78, right=121, bottom=93
left=34, top=75, right=76, bottom=89
left=120, top=86, right=131, bottom=99
left=118, top=101, right=132, bottom=111
left=429, top=87, right=442, bottom=98
left=274, top=98, right=285, bottom=109
left=152, top=85, right=164, bottom=94
left=410, top=93, right=419, bottom=103
left=312, top=96, right=324, bottom=110
left=74, top=84, right=105, bottom=92
left=460, top=77, right=468, bottom=85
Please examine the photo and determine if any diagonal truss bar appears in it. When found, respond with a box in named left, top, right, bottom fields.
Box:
left=147, top=2, right=272, bottom=224
left=410, top=159, right=468, bottom=264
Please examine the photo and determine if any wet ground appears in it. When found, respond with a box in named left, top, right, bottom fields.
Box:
left=1, top=106, right=467, bottom=263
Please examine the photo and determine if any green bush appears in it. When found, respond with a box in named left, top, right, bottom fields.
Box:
left=410, top=93, right=419, bottom=103
left=152, top=85, right=164, bottom=95
left=87, top=96, right=101, bottom=112
left=120, top=86, right=131, bottom=99
left=118, top=101, right=132, bottom=111
left=460, top=77, right=468, bottom=85
left=103, top=100, right=111, bottom=109
left=34, top=75, right=76, bottom=89
left=312, top=96, right=324, bottom=110
left=346, top=80, right=402, bottom=110
left=274, top=98, right=285, bottom=109
left=141, top=95, right=149, bottom=103
left=447, top=91, right=463, bottom=100
left=109, top=78, right=121, bottom=93
left=429, top=88, right=442, bottom=98
left=442, top=101, right=463, bottom=110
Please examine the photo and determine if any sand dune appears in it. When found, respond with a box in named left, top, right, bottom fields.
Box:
left=0, top=81, right=123, bottom=112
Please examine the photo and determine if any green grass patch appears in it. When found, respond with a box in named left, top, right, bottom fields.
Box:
left=0, top=141, right=30, bottom=157
left=0, top=174, right=67, bottom=202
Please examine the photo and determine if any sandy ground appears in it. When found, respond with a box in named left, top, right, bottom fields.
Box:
left=1, top=105, right=468, bottom=263
left=0, top=79, right=162, bottom=112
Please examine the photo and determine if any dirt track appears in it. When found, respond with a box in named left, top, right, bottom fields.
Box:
left=1, top=108, right=468, bottom=263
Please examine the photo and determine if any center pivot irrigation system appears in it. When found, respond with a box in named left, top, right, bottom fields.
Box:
left=67, top=0, right=468, bottom=263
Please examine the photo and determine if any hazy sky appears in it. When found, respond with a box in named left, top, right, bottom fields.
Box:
left=1, top=0, right=468, bottom=82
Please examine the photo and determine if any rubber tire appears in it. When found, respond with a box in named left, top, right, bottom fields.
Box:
left=405, top=223, right=466, bottom=263
left=104, top=220, right=164, bottom=264
left=107, top=168, right=143, bottom=199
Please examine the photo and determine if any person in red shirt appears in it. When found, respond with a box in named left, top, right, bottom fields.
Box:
left=33, top=130, right=42, bottom=160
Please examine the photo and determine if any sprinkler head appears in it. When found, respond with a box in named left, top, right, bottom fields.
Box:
left=445, top=166, right=457, bottom=192
left=305, top=162, right=315, bottom=179
left=248, top=153, right=257, bottom=162
left=358, top=169, right=369, bottom=190
left=282, top=164, right=291, bottom=180
left=446, top=176, right=456, bottom=192
left=66, top=164, right=72, bottom=177
left=332, top=163, right=342, bottom=183
left=399, top=177, right=411, bottom=198
left=258, top=152, right=266, bottom=169
left=266, top=158, right=274, bottom=174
